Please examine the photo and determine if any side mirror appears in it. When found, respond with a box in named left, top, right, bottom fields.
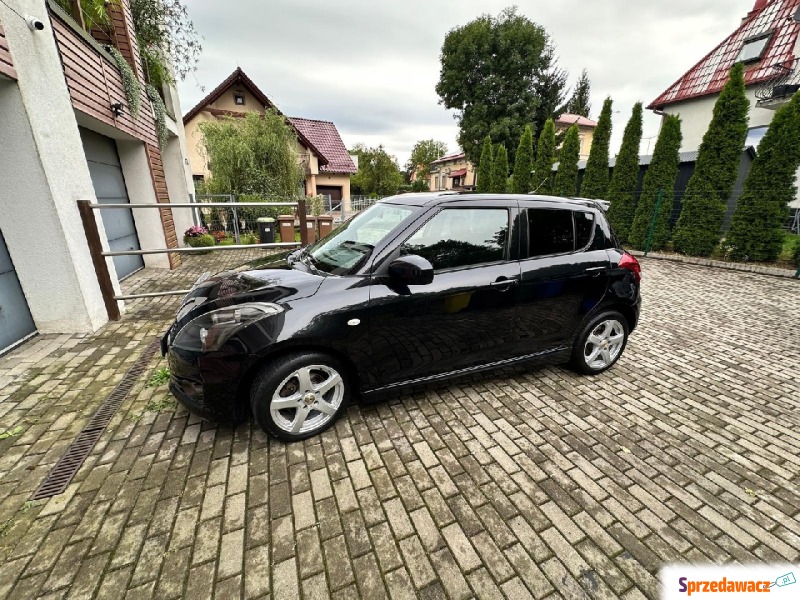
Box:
left=388, top=255, right=434, bottom=286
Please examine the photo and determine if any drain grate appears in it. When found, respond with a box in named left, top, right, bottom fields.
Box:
left=31, top=339, right=161, bottom=500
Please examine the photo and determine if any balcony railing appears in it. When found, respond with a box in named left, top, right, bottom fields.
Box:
left=755, top=63, right=800, bottom=108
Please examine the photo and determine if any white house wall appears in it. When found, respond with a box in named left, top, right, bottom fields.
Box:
left=0, top=1, right=115, bottom=333
left=662, top=88, right=775, bottom=151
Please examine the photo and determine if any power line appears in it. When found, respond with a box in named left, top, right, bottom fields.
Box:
left=0, top=0, right=27, bottom=23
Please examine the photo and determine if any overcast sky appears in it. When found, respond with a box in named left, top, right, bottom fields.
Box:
left=177, top=0, right=750, bottom=167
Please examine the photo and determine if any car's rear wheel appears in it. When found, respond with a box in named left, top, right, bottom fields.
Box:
left=250, top=352, right=350, bottom=442
left=570, top=310, right=629, bottom=375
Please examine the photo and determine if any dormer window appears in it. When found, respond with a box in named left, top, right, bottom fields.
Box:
left=234, top=92, right=245, bottom=106
left=738, top=32, right=772, bottom=63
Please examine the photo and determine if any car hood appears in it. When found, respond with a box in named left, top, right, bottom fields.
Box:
left=173, top=253, right=324, bottom=326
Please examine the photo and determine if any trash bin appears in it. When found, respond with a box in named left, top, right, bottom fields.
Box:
left=277, top=215, right=295, bottom=243
left=318, top=216, right=334, bottom=238
left=305, top=216, right=317, bottom=244
left=256, top=217, right=275, bottom=243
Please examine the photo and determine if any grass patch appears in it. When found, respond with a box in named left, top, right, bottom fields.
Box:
left=130, top=396, right=178, bottom=422
left=0, top=426, right=23, bottom=440
left=146, top=367, right=171, bottom=388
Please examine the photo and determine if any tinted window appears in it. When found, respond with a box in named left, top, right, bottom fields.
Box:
left=528, top=209, right=574, bottom=256
left=575, top=212, right=595, bottom=248
left=402, top=208, right=508, bottom=270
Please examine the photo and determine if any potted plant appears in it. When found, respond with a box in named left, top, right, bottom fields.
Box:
left=183, top=225, right=215, bottom=254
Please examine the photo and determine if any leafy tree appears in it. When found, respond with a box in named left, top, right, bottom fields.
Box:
left=564, top=69, right=591, bottom=117
left=130, top=0, right=202, bottom=84
left=606, top=102, right=644, bottom=242
left=726, top=92, right=800, bottom=261
left=553, top=125, right=580, bottom=197
left=436, top=7, right=565, bottom=166
left=672, top=64, right=749, bottom=256
left=513, top=125, right=535, bottom=193
left=532, top=44, right=569, bottom=137
left=405, top=139, right=448, bottom=180
left=580, top=97, right=613, bottom=198
left=629, top=115, right=682, bottom=250
left=476, top=136, right=494, bottom=193
left=492, top=145, right=509, bottom=193
left=350, top=144, right=404, bottom=197
left=532, top=118, right=556, bottom=194
left=199, top=112, right=304, bottom=197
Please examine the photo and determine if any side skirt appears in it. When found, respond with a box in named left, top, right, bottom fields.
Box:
left=361, top=346, right=570, bottom=398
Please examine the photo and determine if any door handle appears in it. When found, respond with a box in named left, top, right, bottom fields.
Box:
left=585, top=266, right=607, bottom=276
left=585, top=266, right=606, bottom=271
left=490, top=277, right=518, bottom=290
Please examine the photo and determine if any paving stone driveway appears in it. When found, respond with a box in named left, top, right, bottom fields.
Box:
left=0, top=252, right=798, bottom=600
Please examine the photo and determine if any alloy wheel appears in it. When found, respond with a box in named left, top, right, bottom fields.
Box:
left=270, top=364, right=345, bottom=435
left=583, top=319, right=625, bottom=370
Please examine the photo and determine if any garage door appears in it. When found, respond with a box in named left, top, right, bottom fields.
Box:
left=0, top=228, right=36, bottom=352
left=80, top=128, right=144, bottom=280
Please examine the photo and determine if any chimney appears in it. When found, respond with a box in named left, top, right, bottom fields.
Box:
left=746, top=0, right=769, bottom=20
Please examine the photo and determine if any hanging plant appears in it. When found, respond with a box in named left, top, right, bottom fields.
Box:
left=146, top=84, right=168, bottom=148
left=106, top=45, right=141, bottom=118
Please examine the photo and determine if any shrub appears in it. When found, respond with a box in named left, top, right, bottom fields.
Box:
left=606, top=103, right=643, bottom=242
left=580, top=97, right=613, bottom=199
left=727, top=92, right=800, bottom=262
left=185, top=234, right=214, bottom=254
left=477, top=136, right=493, bottom=193
left=629, top=115, right=682, bottom=250
left=672, top=63, right=749, bottom=256
left=210, top=230, right=227, bottom=244
left=241, top=233, right=259, bottom=245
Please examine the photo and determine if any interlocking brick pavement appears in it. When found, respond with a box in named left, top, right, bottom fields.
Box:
left=0, top=252, right=798, bottom=599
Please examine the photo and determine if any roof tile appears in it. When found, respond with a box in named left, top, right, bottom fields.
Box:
left=288, top=117, right=357, bottom=174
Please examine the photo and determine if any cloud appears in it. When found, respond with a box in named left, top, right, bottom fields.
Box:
left=177, top=0, right=751, bottom=165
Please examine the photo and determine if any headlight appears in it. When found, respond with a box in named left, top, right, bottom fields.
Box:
left=172, top=302, right=283, bottom=352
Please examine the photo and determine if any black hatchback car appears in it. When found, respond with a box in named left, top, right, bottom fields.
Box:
left=164, top=193, right=641, bottom=441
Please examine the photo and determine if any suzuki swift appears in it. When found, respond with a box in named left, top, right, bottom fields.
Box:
left=163, top=193, right=642, bottom=441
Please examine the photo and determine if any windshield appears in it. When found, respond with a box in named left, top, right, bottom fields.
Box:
left=305, top=203, right=418, bottom=275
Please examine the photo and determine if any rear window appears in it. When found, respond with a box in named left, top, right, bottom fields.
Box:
left=526, top=208, right=595, bottom=257
left=575, top=212, right=595, bottom=249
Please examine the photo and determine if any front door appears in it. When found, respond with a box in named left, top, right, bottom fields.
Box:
left=80, top=128, right=144, bottom=280
left=0, top=228, right=36, bottom=353
left=368, top=206, right=520, bottom=387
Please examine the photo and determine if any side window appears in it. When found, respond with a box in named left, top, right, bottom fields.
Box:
left=401, top=208, right=508, bottom=270
left=527, top=208, right=574, bottom=256
left=575, top=211, right=595, bottom=249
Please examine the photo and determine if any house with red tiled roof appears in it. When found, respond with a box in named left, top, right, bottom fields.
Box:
left=427, top=152, right=477, bottom=191
left=183, top=68, right=356, bottom=204
left=649, top=0, right=800, bottom=152
left=649, top=0, right=800, bottom=225
left=555, top=113, right=598, bottom=160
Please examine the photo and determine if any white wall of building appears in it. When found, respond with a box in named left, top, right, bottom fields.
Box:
left=0, top=0, right=117, bottom=333
left=662, top=88, right=776, bottom=151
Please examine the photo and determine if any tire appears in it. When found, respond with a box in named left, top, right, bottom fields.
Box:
left=250, top=352, right=350, bottom=442
left=569, top=310, right=629, bottom=375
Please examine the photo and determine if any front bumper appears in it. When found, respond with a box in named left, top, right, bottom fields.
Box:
left=165, top=339, right=248, bottom=424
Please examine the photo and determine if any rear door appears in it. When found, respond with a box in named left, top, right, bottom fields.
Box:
left=368, top=203, right=521, bottom=386
left=511, top=205, right=611, bottom=355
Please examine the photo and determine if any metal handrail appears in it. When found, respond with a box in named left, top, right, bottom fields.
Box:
left=102, top=242, right=299, bottom=257
left=77, top=198, right=310, bottom=321
left=89, top=202, right=299, bottom=209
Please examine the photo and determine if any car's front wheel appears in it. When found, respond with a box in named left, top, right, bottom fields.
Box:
left=570, top=311, right=629, bottom=375
left=251, top=352, right=350, bottom=442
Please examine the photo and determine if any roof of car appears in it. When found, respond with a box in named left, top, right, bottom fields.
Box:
left=379, top=192, right=605, bottom=209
